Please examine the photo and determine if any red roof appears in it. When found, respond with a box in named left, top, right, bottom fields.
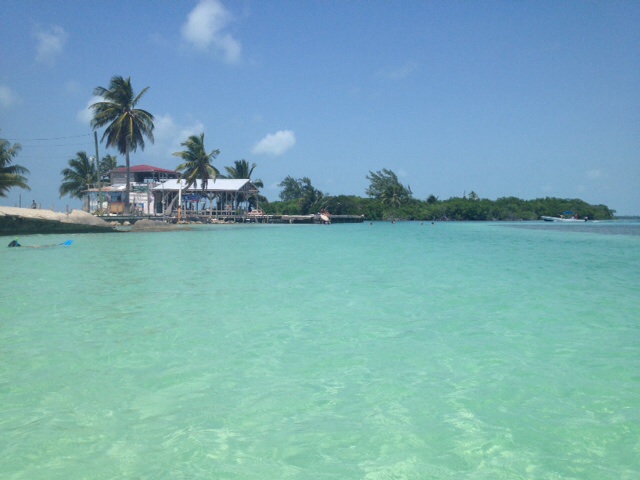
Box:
left=111, top=164, right=178, bottom=174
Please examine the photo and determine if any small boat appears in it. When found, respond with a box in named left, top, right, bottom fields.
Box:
left=313, top=212, right=331, bottom=224
left=542, top=211, right=588, bottom=222
left=314, top=209, right=331, bottom=224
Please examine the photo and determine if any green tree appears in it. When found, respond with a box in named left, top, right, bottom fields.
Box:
left=278, top=175, right=305, bottom=201
left=221, top=159, right=265, bottom=209
left=263, top=190, right=615, bottom=221
left=222, top=159, right=264, bottom=188
left=173, top=133, right=220, bottom=193
left=301, top=186, right=324, bottom=214
left=0, top=138, right=30, bottom=197
left=100, top=154, right=121, bottom=181
left=90, top=75, right=154, bottom=214
left=277, top=176, right=323, bottom=214
left=365, top=169, right=412, bottom=201
left=380, top=183, right=405, bottom=210
left=366, top=169, right=412, bottom=219
left=59, top=151, right=97, bottom=206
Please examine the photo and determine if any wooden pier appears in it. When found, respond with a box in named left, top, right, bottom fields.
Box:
left=98, top=212, right=365, bottom=225
left=277, top=214, right=364, bottom=224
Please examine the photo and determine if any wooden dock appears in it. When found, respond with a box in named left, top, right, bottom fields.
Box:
left=97, top=212, right=365, bottom=225
left=277, top=214, right=364, bottom=224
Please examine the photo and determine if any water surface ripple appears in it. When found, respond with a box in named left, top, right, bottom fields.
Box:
left=1, top=221, right=639, bottom=479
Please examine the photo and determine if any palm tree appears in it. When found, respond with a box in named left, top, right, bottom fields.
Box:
left=100, top=154, right=121, bottom=181
left=222, top=159, right=265, bottom=209
left=380, top=184, right=404, bottom=210
left=59, top=151, right=97, bottom=210
left=222, top=159, right=264, bottom=188
left=0, top=138, right=30, bottom=197
left=90, top=76, right=154, bottom=214
left=173, top=133, right=220, bottom=194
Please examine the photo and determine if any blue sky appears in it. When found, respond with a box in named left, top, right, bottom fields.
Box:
left=1, top=0, right=638, bottom=214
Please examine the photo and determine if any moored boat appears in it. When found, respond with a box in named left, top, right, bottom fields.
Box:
left=542, top=211, right=588, bottom=222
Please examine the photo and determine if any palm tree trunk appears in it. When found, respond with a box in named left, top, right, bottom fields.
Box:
left=124, top=139, right=131, bottom=215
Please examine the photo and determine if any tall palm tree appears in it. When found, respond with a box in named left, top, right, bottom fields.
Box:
left=222, top=159, right=264, bottom=188
left=222, top=159, right=264, bottom=209
left=0, top=138, right=30, bottom=197
left=90, top=75, right=154, bottom=214
left=59, top=151, right=97, bottom=210
left=173, top=133, right=220, bottom=193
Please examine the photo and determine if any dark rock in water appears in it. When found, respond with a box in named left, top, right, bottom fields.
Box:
left=130, top=219, right=183, bottom=232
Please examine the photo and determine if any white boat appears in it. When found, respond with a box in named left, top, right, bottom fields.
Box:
left=542, top=216, right=588, bottom=222
left=542, top=211, right=588, bottom=222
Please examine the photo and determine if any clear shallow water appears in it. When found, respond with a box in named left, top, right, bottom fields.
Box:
left=1, top=221, right=639, bottom=479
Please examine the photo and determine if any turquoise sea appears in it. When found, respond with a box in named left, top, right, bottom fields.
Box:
left=1, top=221, right=639, bottom=479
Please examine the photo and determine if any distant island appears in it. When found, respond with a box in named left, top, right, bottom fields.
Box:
left=262, top=172, right=616, bottom=221
left=264, top=193, right=615, bottom=222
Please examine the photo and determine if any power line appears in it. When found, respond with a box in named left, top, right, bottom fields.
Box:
left=20, top=142, right=95, bottom=148
left=5, top=133, right=93, bottom=142
left=15, top=155, right=93, bottom=160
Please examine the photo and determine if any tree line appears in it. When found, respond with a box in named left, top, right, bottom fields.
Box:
left=262, top=169, right=615, bottom=221
left=1, top=75, right=615, bottom=220
left=2, top=76, right=263, bottom=212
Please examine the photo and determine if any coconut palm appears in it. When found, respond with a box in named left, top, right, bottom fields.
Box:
left=380, top=184, right=404, bottom=210
left=90, top=75, right=154, bottom=214
left=222, top=159, right=265, bottom=209
left=0, top=138, right=30, bottom=197
left=173, top=133, right=220, bottom=192
left=222, top=159, right=264, bottom=188
left=59, top=151, right=97, bottom=205
left=100, top=154, right=121, bottom=181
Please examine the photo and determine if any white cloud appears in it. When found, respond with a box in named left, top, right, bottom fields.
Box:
left=0, top=84, right=20, bottom=108
left=34, top=25, right=68, bottom=65
left=252, top=130, right=296, bottom=156
left=181, top=0, right=241, bottom=63
left=150, top=114, right=205, bottom=156
left=77, top=96, right=102, bottom=125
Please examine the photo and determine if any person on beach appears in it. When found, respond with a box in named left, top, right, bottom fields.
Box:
left=31, top=200, right=36, bottom=209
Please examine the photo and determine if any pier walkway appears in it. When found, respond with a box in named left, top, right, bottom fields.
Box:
left=98, top=211, right=365, bottom=225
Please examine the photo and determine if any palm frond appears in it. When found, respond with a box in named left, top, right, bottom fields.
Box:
left=173, top=133, right=220, bottom=193
left=59, top=151, right=97, bottom=199
left=0, top=138, right=30, bottom=196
